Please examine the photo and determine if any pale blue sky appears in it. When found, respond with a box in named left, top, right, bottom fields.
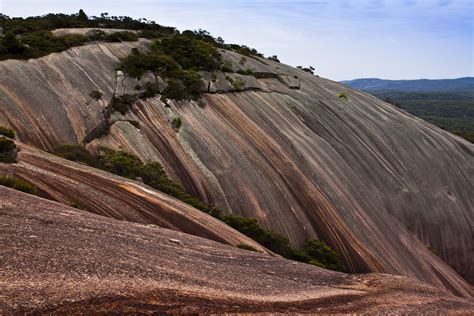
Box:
left=1, top=0, right=473, bottom=81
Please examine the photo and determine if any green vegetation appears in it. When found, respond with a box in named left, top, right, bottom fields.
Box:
left=227, top=44, right=263, bottom=57
left=0, top=11, right=265, bottom=62
left=52, top=144, right=100, bottom=167
left=0, top=176, right=37, bottom=195
left=101, top=31, right=138, bottom=42
left=117, top=33, right=224, bottom=100
left=221, top=60, right=233, bottom=73
left=222, top=215, right=345, bottom=271
left=0, top=137, right=17, bottom=163
left=338, top=92, right=348, bottom=100
left=236, top=68, right=254, bottom=76
left=226, top=76, right=245, bottom=90
left=52, top=144, right=345, bottom=271
left=0, top=10, right=175, bottom=60
left=0, top=29, right=140, bottom=60
left=297, top=65, right=315, bottom=75
left=268, top=55, right=280, bottom=62
left=89, top=90, right=103, bottom=100
left=52, top=145, right=213, bottom=215
left=171, top=117, right=182, bottom=130
left=378, top=90, right=474, bottom=143
left=0, top=126, right=15, bottom=139
left=222, top=215, right=293, bottom=257
left=236, top=244, right=259, bottom=252
left=127, top=120, right=140, bottom=129
left=293, top=239, right=345, bottom=271
left=155, top=35, right=222, bottom=71
left=112, top=94, right=136, bottom=114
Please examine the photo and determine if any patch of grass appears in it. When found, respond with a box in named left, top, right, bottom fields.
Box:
left=0, top=126, right=15, bottom=139
left=0, top=176, right=37, bottom=195
left=338, top=92, right=348, bottom=100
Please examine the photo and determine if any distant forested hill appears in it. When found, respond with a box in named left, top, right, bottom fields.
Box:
left=341, top=78, right=474, bottom=143
left=341, top=77, right=474, bottom=92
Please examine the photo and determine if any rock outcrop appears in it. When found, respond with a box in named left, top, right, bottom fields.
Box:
left=0, top=39, right=473, bottom=296
left=1, top=187, right=473, bottom=314
left=0, top=143, right=268, bottom=252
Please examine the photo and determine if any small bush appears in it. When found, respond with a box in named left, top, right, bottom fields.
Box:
left=112, top=95, right=135, bottom=114
left=143, top=82, right=160, bottom=98
left=53, top=144, right=99, bottom=166
left=221, top=215, right=293, bottom=257
left=104, top=31, right=138, bottom=42
left=0, top=137, right=16, bottom=152
left=127, top=120, right=140, bottom=129
left=237, top=244, right=259, bottom=252
left=0, top=126, right=15, bottom=139
left=239, top=57, right=247, bottom=65
left=230, top=77, right=245, bottom=90
left=0, top=155, right=16, bottom=163
left=268, top=55, right=280, bottom=62
left=221, top=61, right=233, bottom=73
left=89, top=90, right=103, bottom=100
left=236, top=69, right=254, bottom=76
left=0, top=137, right=17, bottom=163
left=0, top=176, right=37, bottom=195
left=338, top=92, right=348, bottom=100
left=99, top=148, right=144, bottom=179
left=296, top=239, right=345, bottom=272
left=172, top=117, right=182, bottom=129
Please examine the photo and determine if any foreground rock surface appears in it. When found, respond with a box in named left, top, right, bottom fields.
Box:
left=1, top=187, right=473, bottom=314
left=0, top=39, right=473, bottom=293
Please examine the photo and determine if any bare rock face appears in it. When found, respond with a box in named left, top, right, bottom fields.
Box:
left=1, top=188, right=473, bottom=314
left=0, top=40, right=473, bottom=296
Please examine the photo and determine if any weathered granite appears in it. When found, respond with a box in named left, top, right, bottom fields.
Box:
left=0, top=40, right=473, bottom=295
